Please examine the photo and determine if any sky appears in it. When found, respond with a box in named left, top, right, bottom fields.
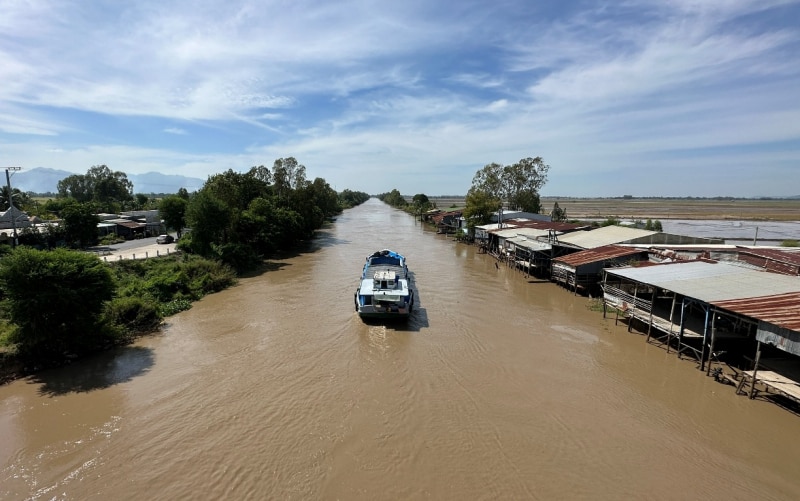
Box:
left=1, top=0, right=799, bottom=197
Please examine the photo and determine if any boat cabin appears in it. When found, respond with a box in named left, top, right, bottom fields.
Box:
left=373, top=270, right=398, bottom=289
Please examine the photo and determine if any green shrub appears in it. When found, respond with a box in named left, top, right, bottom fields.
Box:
left=0, top=247, right=116, bottom=358
left=104, top=296, right=162, bottom=335
left=160, top=298, right=193, bottom=317
left=216, top=242, right=262, bottom=273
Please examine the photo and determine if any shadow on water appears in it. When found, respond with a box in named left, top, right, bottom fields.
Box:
left=357, top=307, right=430, bottom=333
left=31, top=346, right=155, bottom=396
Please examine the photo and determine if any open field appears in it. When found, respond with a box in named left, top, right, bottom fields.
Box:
left=427, top=196, right=800, bottom=221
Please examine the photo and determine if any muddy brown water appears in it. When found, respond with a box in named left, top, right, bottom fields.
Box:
left=2, top=198, right=800, bottom=500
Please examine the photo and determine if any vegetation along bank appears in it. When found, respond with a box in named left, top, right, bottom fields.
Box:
left=0, top=158, right=370, bottom=382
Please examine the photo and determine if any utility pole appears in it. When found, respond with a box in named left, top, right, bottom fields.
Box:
left=4, top=166, right=22, bottom=248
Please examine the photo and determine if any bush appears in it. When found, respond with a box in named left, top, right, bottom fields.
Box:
left=216, top=242, right=262, bottom=273
left=110, top=254, right=236, bottom=304
left=160, top=298, right=193, bottom=317
left=104, top=296, right=162, bottom=335
left=0, top=247, right=116, bottom=358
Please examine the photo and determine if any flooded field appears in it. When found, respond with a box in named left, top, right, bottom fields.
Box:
left=2, top=199, right=800, bottom=500
left=429, top=196, right=800, bottom=222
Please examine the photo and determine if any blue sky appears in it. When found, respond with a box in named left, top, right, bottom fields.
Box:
left=1, top=0, right=799, bottom=197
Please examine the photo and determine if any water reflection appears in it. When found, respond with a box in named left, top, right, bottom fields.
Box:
left=32, top=346, right=154, bottom=396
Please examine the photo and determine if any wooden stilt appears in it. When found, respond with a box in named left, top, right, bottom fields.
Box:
left=748, top=342, right=763, bottom=399
left=700, top=306, right=711, bottom=371
left=706, top=311, right=718, bottom=375
left=677, top=298, right=686, bottom=360
left=663, top=292, right=677, bottom=351
left=628, top=284, right=638, bottom=333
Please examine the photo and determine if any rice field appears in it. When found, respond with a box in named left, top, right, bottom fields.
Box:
left=426, top=196, right=800, bottom=221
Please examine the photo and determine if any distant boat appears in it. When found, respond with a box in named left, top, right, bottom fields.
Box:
left=354, top=249, right=414, bottom=320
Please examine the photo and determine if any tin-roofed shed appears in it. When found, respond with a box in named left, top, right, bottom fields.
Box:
left=552, top=245, right=649, bottom=294
left=602, top=260, right=800, bottom=370
left=556, top=226, right=659, bottom=250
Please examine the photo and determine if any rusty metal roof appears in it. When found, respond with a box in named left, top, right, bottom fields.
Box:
left=712, top=292, right=800, bottom=331
left=502, top=219, right=583, bottom=232
left=737, top=247, right=800, bottom=266
left=554, top=245, right=645, bottom=267
left=115, top=221, right=147, bottom=229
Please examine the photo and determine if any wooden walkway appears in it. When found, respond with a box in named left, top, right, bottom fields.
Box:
left=735, top=359, right=800, bottom=402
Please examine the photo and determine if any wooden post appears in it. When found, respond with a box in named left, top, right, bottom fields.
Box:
left=705, top=310, right=717, bottom=374
left=700, top=306, right=710, bottom=371
left=748, top=341, right=763, bottom=399
left=628, top=284, right=638, bottom=333
left=663, top=292, right=677, bottom=349
left=677, top=298, right=686, bottom=360
left=602, top=272, right=607, bottom=319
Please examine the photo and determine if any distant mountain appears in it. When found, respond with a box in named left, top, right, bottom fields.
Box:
left=12, top=167, right=204, bottom=195
left=129, top=172, right=205, bottom=194
left=12, top=167, right=67, bottom=194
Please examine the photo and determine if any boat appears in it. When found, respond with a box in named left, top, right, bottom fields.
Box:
left=354, top=249, right=414, bottom=320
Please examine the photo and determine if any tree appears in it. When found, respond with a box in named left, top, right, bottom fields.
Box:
left=463, top=188, right=501, bottom=229
left=0, top=247, right=116, bottom=357
left=470, top=163, right=505, bottom=200
left=57, top=174, right=93, bottom=202
left=551, top=202, right=567, bottom=222
left=468, top=157, right=550, bottom=213
left=248, top=165, right=273, bottom=186
left=409, top=193, right=431, bottom=217
left=134, top=193, right=151, bottom=209
left=159, top=195, right=188, bottom=237
left=502, top=157, right=549, bottom=212
left=61, top=201, right=100, bottom=248
left=92, top=170, right=134, bottom=206
left=272, top=157, right=307, bottom=200
left=380, top=189, right=407, bottom=208
left=56, top=165, right=134, bottom=211
left=184, top=190, right=231, bottom=257
left=0, top=186, right=31, bottom=211
left=339, top=190, right=370, bottom=208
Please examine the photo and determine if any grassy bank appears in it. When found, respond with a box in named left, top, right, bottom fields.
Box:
left=0, top=252, right=238, bottom=383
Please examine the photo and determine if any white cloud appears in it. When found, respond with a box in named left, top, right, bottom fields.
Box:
left=0, top=0, right=799, bottom=197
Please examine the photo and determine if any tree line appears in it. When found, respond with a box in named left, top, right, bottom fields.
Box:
left=0, top=158, right=370, bottom=369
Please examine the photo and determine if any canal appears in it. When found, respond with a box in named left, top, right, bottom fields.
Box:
left=2, top=198, right=799, bottom=500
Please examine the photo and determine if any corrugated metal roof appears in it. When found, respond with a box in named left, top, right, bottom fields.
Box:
left=502, top=219, right=583, bottom=232
left=493, top=228, right=524, bottom=238
left=605, top=261, right=800, bottom=302
left=554, top=245, right=645, bottom=267
left=513, top=228, right=551, bottom=239
left=476, top=223, right=516, bottom=231
left=557, top=226, right=658, bottom=249
left=738, top=248, right=800, bottom=266
left=517, top=240, right=553, bottom=252
left=711, top=292, right=800, bottom=331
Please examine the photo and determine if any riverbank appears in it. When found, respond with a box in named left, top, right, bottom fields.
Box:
left=0, top=250, right=237, bottom=385
left=5, top=199, right=798, bottom=500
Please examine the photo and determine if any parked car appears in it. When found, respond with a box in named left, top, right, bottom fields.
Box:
left=156, top=234, right=174, bottom=244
